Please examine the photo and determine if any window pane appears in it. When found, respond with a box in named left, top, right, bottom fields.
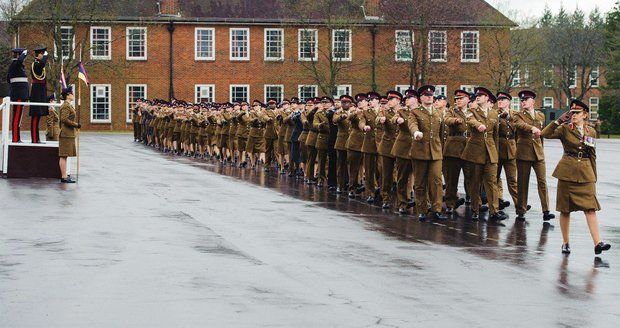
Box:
left=128, top=28, right=146, bottom=58
left=91, top=28, right=110, bottom=58
left=299, top=30, right=317, bottom=60
left=333, top=30, right=350, bottom=60
left=61, top=27, right=74, bottom=59
left=461, top=31, right=478, bottom=61
left=127, top=85, right=145, bottom=121
left=299, top=85, right=317, bottom=100
left=265, top=29, right=283, bottom=60
left=231, top=86, right=248, bottom=103
left=91, top=85, right=110, bottom=121
left=429, top=31, right=446, bottom=61
left=265, top=85, right=283, bottom=103
left=196, top=29, right=214, bottom=59
left=395, top=31, right=413, bottom=61
left=231, top=29, right=248, bottom=59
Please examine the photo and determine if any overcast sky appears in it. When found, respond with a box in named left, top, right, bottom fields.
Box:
left=488, top=0, right=617, bottom=22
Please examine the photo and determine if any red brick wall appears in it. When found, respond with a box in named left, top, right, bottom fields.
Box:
left=7, top=22, right=603, bottom=131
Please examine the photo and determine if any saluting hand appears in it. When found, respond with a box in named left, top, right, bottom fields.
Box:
left=478, top=124, right=487, bottom=132
left=396, top=117, right=404, bottom=125
left=557, top=111, right=572, bottom=124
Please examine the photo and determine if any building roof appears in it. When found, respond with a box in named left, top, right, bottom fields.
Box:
left=14, top=0, right=516, bottom=27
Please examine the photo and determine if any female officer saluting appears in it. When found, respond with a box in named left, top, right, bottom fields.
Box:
left=541, top=99, right=611, bottom=255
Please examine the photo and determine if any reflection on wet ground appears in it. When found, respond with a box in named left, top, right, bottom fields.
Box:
left=1, top=134, right=618, bottom=327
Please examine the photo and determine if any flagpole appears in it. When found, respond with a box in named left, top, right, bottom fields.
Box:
left=76, top=44, right=82, bottom=182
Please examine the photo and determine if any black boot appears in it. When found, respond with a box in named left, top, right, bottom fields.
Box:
left=366, top=196, right=374, bottom=204
left=455, top=197, right=465, bottom=208
left=595, top=242, right=611, bottom=255
left=472, top=213, right=479, bottom=221
left=381, top=202, right=390, bottom=209
left=561, top=243, right=571, bottom=254
left=418, top=213, right=427, bottom=221
left=431, top=211, right=448, bottom=221
left=516, top=213, right=526, bottom=221
left=398, top=207, right=408, bottom=215
left=490, top=212, right=508, bottom=221
left=348, top=191, right=355, bottom=198
left=60, top=177, right=76, bottom=184
left=543, top=211, right=555, bottom=221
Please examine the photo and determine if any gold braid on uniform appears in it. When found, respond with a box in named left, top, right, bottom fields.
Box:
left=31, top=61, right=46, bottom=80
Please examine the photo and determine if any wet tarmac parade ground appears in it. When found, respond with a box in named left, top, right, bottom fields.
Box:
left=1, top=133, right=619, bottom=327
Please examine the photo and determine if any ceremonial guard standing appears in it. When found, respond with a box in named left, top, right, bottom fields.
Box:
left=513, top=90, right=555, bottom=221
left=541, top=100, right=610, bottom=255
left=58, top=87, right=80, bottom=183
left=29, top=46, right=49, bottom=143
left=7, top=47, right=29, bottom=143
left=409, top=85, right=447, bottom=221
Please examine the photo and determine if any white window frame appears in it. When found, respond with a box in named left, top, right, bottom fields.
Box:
left=460, top=30, right=479, bottom=63
left=264, top=84, right=284, bottom=103
left=264, top=28, right=284, bottom=61
left=230, top=84, right=250, bottom=103
left=395, top=85, right=411, bottom=94
left=542, top=97, right=554, bottom=108
left=298, top=29, right=318, bottom=61
left=58, top=26, right=75, bottom=60
left=589, top=97, right=599, bottom=119
left=90, top=84, right=112, bottom=124
left=298, top=85, right=318, bottom=100
left=568, top=65, right=577, bottom=89
left=333, top=85, right=352, bottom=97
left=434, top=85, right=447, bottom=97
left=511, top=69, right=521, bottom=87
left=544, top=66, right=554, bottom=87
left=332, top=29, right=352, bottom=61
left=460, top=85, right=477, bottom=94
left=428, top=30, right=447, bottom=62
left=195, top=27, right=215, bottom=61
left=590, top=66, right=600, bottom=88
left=229, top=28, right=250, bottom=61
left=126, top=27, right=147, bottom=60
left=510, top=97, right=521, bottom=111
left=126, top=84, right=147, bottom=123
left=90, top=26, right=111, bottom=60
left=195, top=84, right=215, bottom=103
left=395, top=30, right=413, bottom=62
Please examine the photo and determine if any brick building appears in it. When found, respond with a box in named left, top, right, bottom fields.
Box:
left=8, top=0, right=524, bottom=131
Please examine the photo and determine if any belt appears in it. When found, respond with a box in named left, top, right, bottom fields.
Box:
left=564, top=151, right=591, bottom=158
left=449, top=132, right=468, bottom=137
left=501, top=135, right=515, bottom=140
left=10, top=77, right=28, bottom=83
left=32, top=79, right=46, bottom=84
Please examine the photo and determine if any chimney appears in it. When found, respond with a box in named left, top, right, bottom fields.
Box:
left=157, top=0, right=180, bottom=17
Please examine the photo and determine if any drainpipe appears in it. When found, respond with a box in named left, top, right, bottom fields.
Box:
left=167, top=21, right=175, bottom=101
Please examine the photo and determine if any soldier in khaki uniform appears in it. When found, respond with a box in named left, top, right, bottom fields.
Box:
left=246, top=101, right=265, bottom=169
left=495, top=92, right=518, bottom=210
left=333, top=95, right=353, bottom=193
left=261, top=99, right=279, bottom=171
left=512, top=90, right=555, bottom=221
left=346, top=94, right=366, bottom=197
left=313, top=97, right=331, bottom=187
left=462, top=87, right=508, bottom=221
left=377, top=91, right=401, bottom=209
left=443, top=89, right=471, bottom=214
left=392, top=89, right=417, bottom=214
left=304, top=100, right=319, bottom=183
left=541, top=99, right=610, bottom=255
left=359, top=92, right=381, bottom=203
left=409, top=85, right=447, bottom=221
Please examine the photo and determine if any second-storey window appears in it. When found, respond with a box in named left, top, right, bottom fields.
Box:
left=428, top=30, right=447, bottom=62
left=332, top=29, right=351, bottom=61
left=299, top=29, right=318, bottom=61
left=264, top=28, right=284, bottom=61
left=195, top=28, right=215, bottom=60
left=395, top=30, right=413, bottom=61
left=461, top=31, right=479, bottom=62
left=58, top=26, right=74, bottom=59
left=90, top=26, right=111, bottom=60
left=230, top=28, right=250, bottom=60
left=590, top=66, right=600, bottom=87
left=127, top=27, right=147, bottom=60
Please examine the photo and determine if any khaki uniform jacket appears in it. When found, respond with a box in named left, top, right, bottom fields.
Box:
left=542, top=121, right=597, bottom=183
left=333, top=109, right=351, bottom=151
left=248, top=110, right=265, bottom=138
left=237, top=111, right=250, bottom=138
left=313, top=110, right=330, bottom=150
left=261, top=109, right=278, bottom=140
left=408, top=106, right=443, bottom=161
left=513, top=109, right=545, bottom=161
left=283, top=111, right=294, bottom=142
left=345, top=110, right=364, bottom=152
left=359, top=108, right=378, bottom=154
left=462, top=107, right=500, bottom=165
left=305, top=108, right=319, bottom=147
left=59, top=102, right=79, bottom=138
left=390, top=107, right=413, bottom=159
left=443, top=107, right=469, bottom=159
left=497, top=110, right=517, bottom=160
left=377, top=107, right=398, bottom=158
left=46, top=108, right=61, bottom=140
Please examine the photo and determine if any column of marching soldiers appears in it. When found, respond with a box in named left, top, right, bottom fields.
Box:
left=132, top=85, right=558, bottom=222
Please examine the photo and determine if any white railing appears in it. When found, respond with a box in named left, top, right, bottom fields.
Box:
left=1, top=96, right=72, bottom=176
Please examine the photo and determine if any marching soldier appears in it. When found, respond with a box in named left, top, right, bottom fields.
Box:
left=443, top=89, right=471, bottom=215
left=513, top=90, right=555, bottom=221
left=495, top=91, right=518, bottom=210
left=461, top=87, right=507, bottom=221
left=409, top=85, right=447, bottom=221
left=377, top=91, right=401, bottom=209
left=29, top=46, right=49, bottom=143
left=333, top=95, right=352, bottom=193
left=246, top=100, right=265, bottom=169
left=45, top=94, right=60, bottom=141
left=262, top=98, right=279, bottom=170
left=360, top=92, right=381, bottom=203
left=541, top=99, right=610, bottom=255
left=392, top=89, right=417, bottom=214
left=304, top=99, right=319, bottom=183
left=313, top=97, right=331, bottom=187
left=7, top=47, right=29, bottom=143
left=346, top=93, right=366, bottom=198
left=132, top=101, right=142, bottom=142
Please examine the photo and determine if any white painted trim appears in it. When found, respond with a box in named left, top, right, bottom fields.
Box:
left=460, top=30, right=479, bottom=63
left=126, top=84, right=147, bottom=123
left=195, top=27, right=215, bottom=61
left=229, top=28, right=250, bottom=61
left=298, top=29, right=318, bottom=61
left=90, top=26, right=112, bottom=60
left=297, top=85, right=318, bottom=99
left=229, top=84, right=250, bottom=103
left=90, top=84, right=112, bottom=123
left=126, top=27, right=147, bottom=61
left=428, top=30, right=447, bottom=63
left=194, top=84, right=216, bottom=103
left=331, top=29, right=352, bottom=61
left=264, top=84, right=284, bottom=103
left=264, top=28, right=284, bottom=61
left=394, top=30, right=414, bottom=62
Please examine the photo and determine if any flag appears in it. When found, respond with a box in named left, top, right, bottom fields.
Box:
left=78, top=62, right=89, bottom=86
left=59, top=65, right=67, bottom=89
